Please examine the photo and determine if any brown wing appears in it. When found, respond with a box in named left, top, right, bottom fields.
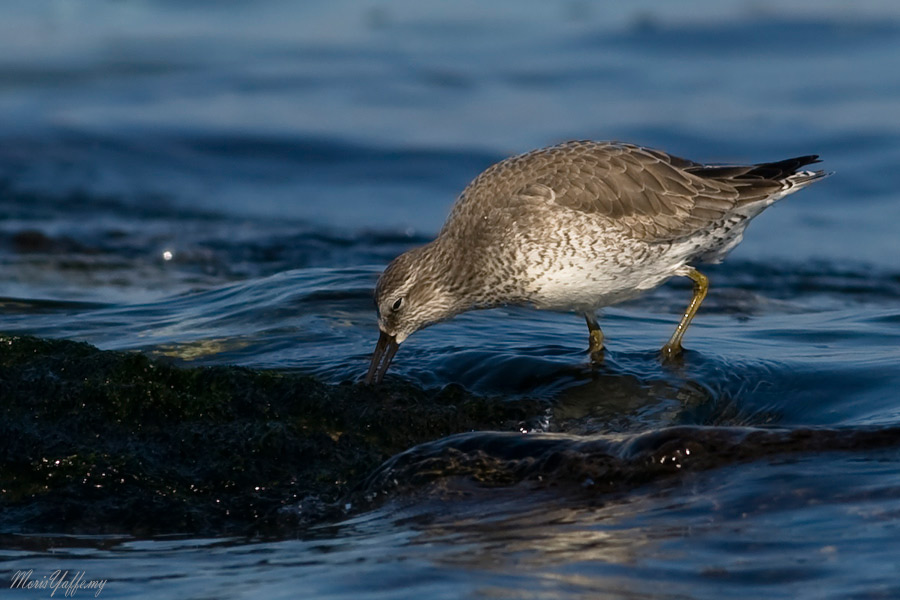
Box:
left=456, top=140, right=813, bottom=243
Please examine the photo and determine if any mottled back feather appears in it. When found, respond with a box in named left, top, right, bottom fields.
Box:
left=447, top=141, right=825, bottom=243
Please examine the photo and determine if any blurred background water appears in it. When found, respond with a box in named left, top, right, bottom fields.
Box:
left=1, top=0, right=900, bottom=598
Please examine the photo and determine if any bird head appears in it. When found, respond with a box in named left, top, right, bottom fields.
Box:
left=364, top=245, right=460, bottom=384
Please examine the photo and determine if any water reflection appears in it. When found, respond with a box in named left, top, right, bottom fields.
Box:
left=4, top=450, right=899, bottom=599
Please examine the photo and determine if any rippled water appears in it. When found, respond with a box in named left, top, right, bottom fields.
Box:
left=2, top=0, right=900, bottom=598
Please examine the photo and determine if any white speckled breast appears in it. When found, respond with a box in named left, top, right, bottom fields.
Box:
left=509, top=208, right=684, bottom=312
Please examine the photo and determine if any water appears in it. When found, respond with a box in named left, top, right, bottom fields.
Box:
left=2, top=0, right=900, bottom=598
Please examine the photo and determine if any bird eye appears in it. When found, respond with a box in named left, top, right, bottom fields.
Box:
left=391, top=297, right=403, bottom=311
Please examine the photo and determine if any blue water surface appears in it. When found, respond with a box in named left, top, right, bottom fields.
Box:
left=1, top=1, right=900, bottom=598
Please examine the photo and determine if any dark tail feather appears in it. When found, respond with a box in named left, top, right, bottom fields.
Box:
left=743, top=155, right=821, bottom=181
left=687, top=155, right=824, bottom=182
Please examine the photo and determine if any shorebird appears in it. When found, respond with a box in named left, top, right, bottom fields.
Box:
left=365, top=140, right=827, bottom=384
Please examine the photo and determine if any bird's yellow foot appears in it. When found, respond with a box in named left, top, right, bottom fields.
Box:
left=660, top=342, right=682, bottom=358
left=588, top=327, right=604, bottom=364
left=588, top=329, right=603, bottom=353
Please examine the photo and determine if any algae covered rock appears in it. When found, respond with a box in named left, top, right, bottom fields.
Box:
left=0, top=335, right=544, bottom=536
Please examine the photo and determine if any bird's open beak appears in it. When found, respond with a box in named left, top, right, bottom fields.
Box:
left=364, top=330, right=399, bottom=385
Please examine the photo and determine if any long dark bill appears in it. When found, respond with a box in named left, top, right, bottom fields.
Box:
left=364, top=330, right=399, bottom=385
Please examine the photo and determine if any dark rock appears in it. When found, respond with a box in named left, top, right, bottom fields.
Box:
left=0, top=334, right=546, bottom=536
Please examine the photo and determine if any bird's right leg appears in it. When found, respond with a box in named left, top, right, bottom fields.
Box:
left=584, top=312, right=604, bottom=362
left=661, top=266, right=708, bottom=359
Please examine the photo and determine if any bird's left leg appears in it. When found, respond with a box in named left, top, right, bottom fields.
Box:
left=584, top=312, right=604, bottom=362
left=661, top=266, right=708, bottom=359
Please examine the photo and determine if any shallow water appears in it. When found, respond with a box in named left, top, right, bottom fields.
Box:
left=2, top=0, right=900, bottom=598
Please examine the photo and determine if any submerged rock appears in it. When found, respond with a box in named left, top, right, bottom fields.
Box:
left=0, top=335, right=546, bottom=536
left=4, top=334, right=899, bottom=538
left=361, top=425, right=900, bottom=502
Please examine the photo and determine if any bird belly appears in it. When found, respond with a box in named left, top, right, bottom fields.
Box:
left=502, top=206, right=759, bottom=313
left=516, top=231, right=681, bottom=312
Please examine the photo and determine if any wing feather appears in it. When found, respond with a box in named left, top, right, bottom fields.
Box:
left=450, top=140, right=822, bottom=243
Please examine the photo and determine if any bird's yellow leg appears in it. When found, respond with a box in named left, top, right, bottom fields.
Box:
left=661, top=267, right=709, bottom=359
left=584, top=313, right=604, bottom=362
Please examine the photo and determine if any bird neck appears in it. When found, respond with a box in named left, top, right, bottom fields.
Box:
left=424, top=233, right=500, bottom=313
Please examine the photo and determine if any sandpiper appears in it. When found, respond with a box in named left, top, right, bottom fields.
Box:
left=365, top=140, right=827, bottom=384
